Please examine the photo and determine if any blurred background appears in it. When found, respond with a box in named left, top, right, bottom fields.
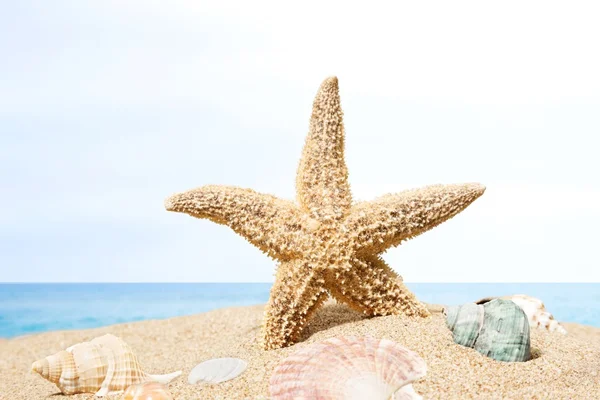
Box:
left=1, top=1, right=599, bottom=282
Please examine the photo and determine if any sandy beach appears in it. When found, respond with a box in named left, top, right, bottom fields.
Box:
left=1, top=302, right=599, bottom=400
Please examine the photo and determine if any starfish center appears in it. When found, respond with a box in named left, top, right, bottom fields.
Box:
left=164, top=76, right=486, bottom=350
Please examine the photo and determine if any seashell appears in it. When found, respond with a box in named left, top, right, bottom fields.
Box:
left=31, top=334, right=182, bottom=397
left=188, top=357, right=247, bottom=385
left=475, top=294, right=567, bottom=334
left=445, top=299, right=531, bottom=362
left=444, top=302, right=484, bottom=348
left=122, top=382, right=173, bottom=400
left=269, top=336, right=427, bottom=400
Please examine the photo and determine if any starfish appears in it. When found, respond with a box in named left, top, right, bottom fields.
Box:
left=165, top=76, right=485, bottom=350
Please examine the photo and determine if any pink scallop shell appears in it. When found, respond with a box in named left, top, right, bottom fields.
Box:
left=269, top=336, right=427, bottom=400
left=121, top=381, right=173, bottom=400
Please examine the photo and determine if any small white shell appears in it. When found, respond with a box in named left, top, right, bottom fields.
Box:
left=187, top=357, right=248, bottom=385
left=269, top=336, right=427, bottom=400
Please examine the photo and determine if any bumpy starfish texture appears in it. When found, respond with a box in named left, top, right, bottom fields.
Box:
left=165, top=76, right=485, bottom=350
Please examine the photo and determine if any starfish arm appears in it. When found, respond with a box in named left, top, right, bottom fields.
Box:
left=327, top=255, right=430, bottom=317
left=296, top=76, right=352, bottom=222
left=165, top=185, right=311, bottom=260
left=343, top=183, right=486, bottom=254
left=263, top=259, right=329, bottom=350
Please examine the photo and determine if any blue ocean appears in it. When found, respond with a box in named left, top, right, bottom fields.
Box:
left=0, top=283, right=598, bottom=338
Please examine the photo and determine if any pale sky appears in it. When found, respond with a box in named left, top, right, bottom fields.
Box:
left=1, top=1, right=599, bottom=282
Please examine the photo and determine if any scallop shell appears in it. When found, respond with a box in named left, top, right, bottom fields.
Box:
left=269, top=336, right=427, bottom=400
left=445, top=299, right=531, bottom=362
left=122, top=382, right=174, bottom=400
left=475, top=294, right=567, bottom=334
left=31, top=334, right=182, bottom=396
left=188, top=357, right=247, bottom=385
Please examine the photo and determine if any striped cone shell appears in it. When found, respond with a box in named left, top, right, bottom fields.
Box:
left=31, top=334, right=182, bottom=396
left=269, top=336, right=427, bottom=400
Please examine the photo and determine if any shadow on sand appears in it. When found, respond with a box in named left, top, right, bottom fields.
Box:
left=298, top=302, right=367, bottom=342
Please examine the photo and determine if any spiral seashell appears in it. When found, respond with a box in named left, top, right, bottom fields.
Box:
left=269, top=336, right=427, bottom=400
left=445, top=299, right=531, bottom=362
left=31, top=334, right=182, bottom=396
left=475, top=294, right=567, bottom=334
left=122, top=382, right=174, bottom=400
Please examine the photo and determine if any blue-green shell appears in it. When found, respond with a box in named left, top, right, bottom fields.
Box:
left=445, top=299, right=531, bottom=362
